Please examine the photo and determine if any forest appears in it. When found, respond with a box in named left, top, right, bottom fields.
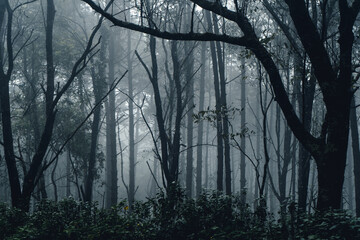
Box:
left=1, top=0, right=360, bottom=239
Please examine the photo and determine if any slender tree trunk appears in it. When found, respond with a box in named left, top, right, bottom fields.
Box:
left=346, top=145, right=354, bottom=211
left=185, top=41, right=195, bottom=198
left=18, top=0, right=57, bottom=211
left=127, top=28, right=136, bottom=208
left=147, top=35, right=170, bottom=183
left=66, top=150, right=71, bottom=197
left=83, top=96, right=102, bottom=202
left=254, top=96, right=260, bottom=210
left=205, top=11, right=223, bottom=192
left=212, top=14, right=231, bottom=195
left=136, top=31, right=183, bottom=189
left=204, top=101, right=210, bottom=189
left=278, top=64, right=293, bottom=215
left=105, top=29, right=118, bottom=208
left=0, top=0, right=23, bottom=209
left=83, top=30, right=108, bottom=202
left=291, top=142, right=296, bottom=202
left=240, top=57, right=246, bottom=201
left=24, top=42, right=46, bottom=201
left=51, top=157, right=58, bottom=202
left=169, top=40, right=183, bottom=185
left=350, top=96, right=360, bottom=216
left=295, top=54, right=315, bottom=211
left=308, top=161, right=317, bottom=212
left=196, top=41, right=206, bottom=197
left=150, top=156, right=158, bottom=197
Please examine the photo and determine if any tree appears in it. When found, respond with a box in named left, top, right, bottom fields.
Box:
left=195, top=41, right=206, bottom=197
left=105, top=29, right=118, bottom=208
left=184, top=10, right=195, bottom=198
left=350, top=96, right=360, bottom=216
left=204, top=10, right=224, bottom=193
left=83, top=28, right=108, bottom=202
left=0, top=0, right=102, bottom=211
left=83, top=0, right=360, bottom=210
left=240, top=56, right=246, bottom=202
left=135, top=34, right=184, bottom=191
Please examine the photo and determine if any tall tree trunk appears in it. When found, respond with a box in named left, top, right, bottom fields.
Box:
left=19, top=0, right=57, bottom=211
left=205, top=11, right=223, bottom=192
left=0, top=0, right=24, bottom=209
left=105, top=29, right=118, bottom=208
left=254, top=92, right=260, bottom=210
left=83, top=30, right=108, bottom=202
left=83, top=91, right=102, bottom=202
left=295, top=54, right=316, bottom=211
left=240, top=57, right=246, bottom=201
left=127, top=28, right=136, bottom=208
left=212, top=14, right=231, bottom=195
left=185, top=41, right=194, bottom=198
left=168, top=40, right=183, bottom=186
left=196, top=41, right=206, bottom=197
left=350, top=96, right=360, bottom=216
left=204, top=88, right=211, bottom=189
left=278, top=62, right=293, bottom=216
left=136, top=31, right=184, bottom=189
left=23, top=33, right=48, bottom=202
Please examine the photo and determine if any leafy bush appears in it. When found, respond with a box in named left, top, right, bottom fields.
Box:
left=292, top=209, right=360, bottom=239
left=0, top=203, right=29, bottom=239
left=1, top=190, right=359, bottom=239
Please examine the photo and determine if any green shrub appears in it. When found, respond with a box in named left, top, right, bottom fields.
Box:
left=0, top=203, right=29, bottom=239
left=1, top=190, right=359, bottom=239
left=293, top=209, right=360, bottom=239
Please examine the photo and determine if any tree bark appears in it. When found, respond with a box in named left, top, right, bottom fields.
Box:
left=240, top=57, right=246, bottom=201
left=127, top=28, right=136, bottom=208
left=185, top=39, right=195, bottom=198
left=212, top=14, right=231, bottom=195
left=83, top=30, right=108, bottom=202
left=205, top=11, right=223, bottom=192
left=350, top=96, right=360, bottom=216
left=105, top=29, right=118, bottom=208
left=196, top=41, right=206, bottom=197
left=66, top=150, right=71, bottom=197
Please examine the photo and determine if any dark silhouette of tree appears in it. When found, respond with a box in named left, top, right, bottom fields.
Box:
left=105, top=29, right=118, bottom=208
left=83, top=28, right=108, bottom=202
left=0, top=0, right=102, bottom=211
left=195, top=41, right=206, bottom=197
left=82, top=0, right=360, bottom=210
left=350, top=97, right=360, bottom=216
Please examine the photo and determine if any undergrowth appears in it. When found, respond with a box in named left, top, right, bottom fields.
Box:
left=0, top=188, right=359, bottom=239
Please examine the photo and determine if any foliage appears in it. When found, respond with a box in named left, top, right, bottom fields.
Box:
left=289, top=207, right=360, bottom=240
left=0, top=192, right=359, bottom=240
left=193, top=106, right=242, bottom=125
